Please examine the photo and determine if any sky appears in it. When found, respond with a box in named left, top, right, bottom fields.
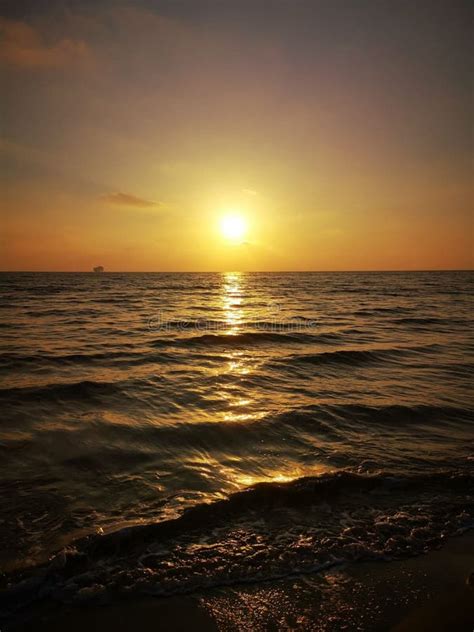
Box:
left=0, top=0, right=472, bottom=271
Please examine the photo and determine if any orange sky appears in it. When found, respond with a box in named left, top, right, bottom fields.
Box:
left=0, top=1, right=472, bottom=271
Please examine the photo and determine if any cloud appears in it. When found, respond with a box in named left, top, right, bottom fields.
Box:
left=101, top=192, right=159, bottom=208
left=242, top=188, right=258, bottom=196
left=0, top=17, right=92, bottom=69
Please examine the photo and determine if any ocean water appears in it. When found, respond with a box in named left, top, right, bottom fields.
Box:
left=0, top=271, right=473, bottom=614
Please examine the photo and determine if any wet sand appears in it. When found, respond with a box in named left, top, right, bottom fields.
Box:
left=13, top=531, right=474, bottom=632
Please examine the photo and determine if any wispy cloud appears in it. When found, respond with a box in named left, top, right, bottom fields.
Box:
left=0, top=17, right=92, bottom=69
left=101, top=192, right=159, bottom=208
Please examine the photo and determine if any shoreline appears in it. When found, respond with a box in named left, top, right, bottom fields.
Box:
left=10, top=531, right=474, bottom=631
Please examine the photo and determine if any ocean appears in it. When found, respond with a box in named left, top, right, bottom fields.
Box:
left=0, top=271, right=473, bottom=616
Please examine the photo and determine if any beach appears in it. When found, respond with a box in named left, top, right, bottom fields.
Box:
left=12, top=531, right=473, bottom=631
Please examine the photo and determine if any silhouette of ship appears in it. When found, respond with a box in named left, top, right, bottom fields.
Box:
left=93, top=266, right=104, bottom=273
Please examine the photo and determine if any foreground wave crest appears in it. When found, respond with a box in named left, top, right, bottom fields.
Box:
left=1, top=470, right=472, bottom=619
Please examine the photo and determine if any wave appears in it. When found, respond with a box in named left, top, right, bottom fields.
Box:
left=0, top=337, right=449, bottom=377
left=273, top=344, right=440, bottom=370
left=150, top=330, right=336, bottom=348
left=1, top=470, right=472, bottom=619
left=353, top=306, right=415, bottom=316
left=42, top=471, right=474, bottom=551
left=0, top=379, right=126, bottom=405
left=272, top=401, right=472, bottom=429
left=182, top=330, right=335, bottom=346
left=390, top=316, right=469, bottom=326
left=153, top=318, right=319, bottom=331
left=0, top=350, right=177, bottom=372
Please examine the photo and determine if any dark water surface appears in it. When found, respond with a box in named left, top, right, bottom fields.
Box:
left=0, top=272, right=473, bottom=611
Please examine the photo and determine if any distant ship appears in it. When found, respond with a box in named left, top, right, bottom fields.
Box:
left=93, top=266, right=104, bottom=273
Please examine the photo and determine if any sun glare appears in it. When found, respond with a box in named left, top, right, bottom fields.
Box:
left=220, top=215, right=247, bottom=241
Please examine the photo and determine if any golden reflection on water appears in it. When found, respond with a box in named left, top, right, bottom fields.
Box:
left=221, top=271, right=244, bottom=334
left=235, top=463, right=331, bottom=488
left=226, top=353, right=251, bottom=375
left=218, top=272, right=261, bottom=424
left=215, top=272, right=326, bottom=488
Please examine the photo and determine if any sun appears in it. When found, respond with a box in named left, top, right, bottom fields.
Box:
left=220, top=214, right=247, bottom=241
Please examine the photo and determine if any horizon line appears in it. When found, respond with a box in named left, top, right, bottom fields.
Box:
left=0, top=269, right=472, bottom=274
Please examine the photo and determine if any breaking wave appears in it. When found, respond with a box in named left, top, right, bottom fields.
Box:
left=1, top=470, right=472, bottom=622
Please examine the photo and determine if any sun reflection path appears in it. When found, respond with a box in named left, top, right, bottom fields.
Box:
left=202, top=273, right=332, bottom=494
left=221, top=271, right=244, bottom=334
left=216, top=273, right=260, bottom=424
